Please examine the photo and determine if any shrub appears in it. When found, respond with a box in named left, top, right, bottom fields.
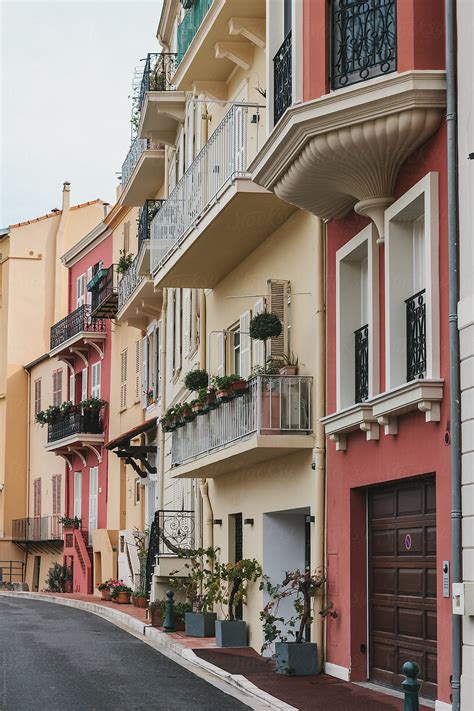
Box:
left=45, top=563, right=72, bottom=593
left=184, top=369, right=209, bottom=392
left=249, top=312, right=282, bottom=341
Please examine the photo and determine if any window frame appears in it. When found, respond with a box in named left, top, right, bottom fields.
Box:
left=34, top=378, right=42, bottom=415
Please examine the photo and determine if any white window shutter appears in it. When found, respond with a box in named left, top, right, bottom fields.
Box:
left=135, top=340, right=141, bottom=402
left=156, top=323, right=162, bottom=398
left=69, top=372, right=75, bottom=405
left=216, top=332, right=225, bottom=376
left=142, top=336, right=148, bottom=408
left=252, top=298, right=265, bottom=368
left=86, top=267, right=93, bottom=305
left=174, top=288, right=182, bottom=374
left=81, top=368, right=88, bottom=401
left=120, top=350, right=128, bottom=409
left=91, top=362, right=101, bottom=399
left=268, top=280, right=289, bottom=358
left=76, top=274, right=86, bottom=308
left=183, top=288, right=191, bottom=358
left=239, top=310, right=251, bottom=378
left=193, top=289, right=200, bottom=351
left=167, top=290, right=175, bottom=381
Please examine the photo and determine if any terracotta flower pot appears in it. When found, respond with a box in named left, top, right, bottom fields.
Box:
left=216, top=389, right=232, bottom=403
left=150, top=607, right=164, bottom=627
left=279, top=366, right=298, bottom=376
left=135, top=595, right=147, bottom=609
left=101, top=589, right=112, bottom=601
left=231, top=379, right=248, bottom=397
left=117, top=592, right=131, bottom=604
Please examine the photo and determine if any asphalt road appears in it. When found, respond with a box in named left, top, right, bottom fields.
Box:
left=0, top=597, right=249, bottom=711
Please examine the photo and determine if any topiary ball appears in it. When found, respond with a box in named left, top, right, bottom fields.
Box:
left=184, top=369, right=209, bottom=392
left=249, top=312, right=282, bottom=341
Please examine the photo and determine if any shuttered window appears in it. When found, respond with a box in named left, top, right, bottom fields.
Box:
left=52, top=370, right=63, bottom=406
left=34, top=379, right=42, bottom=414
left=183, top=288, right=191, bottom=358
left=120, top=349, right=128, bottom=410
left=81, top=368, right=88, bottom=401
left=268, top=279, right=290, bottom=358
left=167, top=289, right=175, bottom=381
left=155, top=323, right=161, bottom=399
left=252, top=298, right=266, bottom=368
left=91, top=362, right=101, bottom=399
left=174, top=288, right=182, bottom=375
left=135, top=340, right=141, bottom=402
left=123, top=221, right=130, bottom=253
left=239, top=310, right=251, bottom=378
left=76, top=274, right=86, bottom=308
left=86, top=266, right=93, bottom=306
left=52, top=474, right=61, bottom=516
left=69, top=371, right=75, bottom=405
left=142, top=335, right=148, bottom=407
left=33, top=478, right=41, bottom=518
left=216, top=332, right=225, bottom=376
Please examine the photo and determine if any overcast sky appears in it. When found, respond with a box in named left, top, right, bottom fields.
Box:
left=1, top=0, right=162, bottom=226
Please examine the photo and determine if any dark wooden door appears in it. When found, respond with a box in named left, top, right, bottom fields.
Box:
left=369, top=476, right=437, bottom=699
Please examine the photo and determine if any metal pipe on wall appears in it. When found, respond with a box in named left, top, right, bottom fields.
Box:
left=158, top=289, right=168, bottom=512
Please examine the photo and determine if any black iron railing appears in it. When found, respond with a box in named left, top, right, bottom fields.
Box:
left=47, top=408, right=103, bottom=443
left=88, top=265, right=118, bottom=318
left=145, top=510, right=195, bottom=597
left=50, top=304, right=106, bottom=350
left=274, top=31, right=292, bottom=125
left=138, top=200, right=165, bottom=250
left=12, top=516, right=63, bottom=542
left=138, top=52, right=178, bottom=110
left=406, top=289, right=426, bottom=382
left=354, top=324, right=369, bottom=403
left=331, top=0, right=397, bottom=90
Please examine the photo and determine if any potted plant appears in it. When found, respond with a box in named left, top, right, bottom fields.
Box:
left=213, top=375, right=237, bottom=403
left=184, top=369, right=209, bottom=392
left=173, top=404, right=186, bottom=428
left=45, top=562, right=72, bottom=593
left=206, top=387, right=219, bottom=410
left=214, top=559, right=263, bottom=647
left=149, top=599, right=165, bottom=627
left=35, top=404, right=61, bottom=427
left=111, top=583, right=133, bottom=604
left=117, top=249, right=133, bottom=274
left=260, top=568, right=336, bottom=675
left=133, top=584, right=148, bottom=608
left=272, top=352, right=299, bottom=376
left=191, top=397, right=205, bottom=415
left=249, top=312, right=283, bottom=370
left=181, top=402, right=195, bottom=423
left=160, top=407, right=176, bottom=432
left=230, top=376, right=248, bottom=397
left=59, top=515, right=82, bottom=530
left=97, top=579, right=113, bottom=601
left=174, top=601, right=192, bottom=631
left=146, top=387, right=155, bottom=406
left=170, top=547, right=220, bottom=637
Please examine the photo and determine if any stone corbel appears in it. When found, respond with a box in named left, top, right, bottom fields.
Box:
left=83, top=338, right=104, bottom=360
left=68, top=446, right=87, bottom=467
left=354, top=196, right=395, bottom=245
left=69, top=347, right=88, bottom=367
left=192, top=81, right=227, bottom=102
left=359, top=421, right=380, bottom=441
left=140, top=299, right=162, bottom=319
left=214, top=42, right=253, bottom=71
left=59, top=357, right=75, bottom=374
left=56, top=452, right=73, bottom=470
left=329, top=433, right=347, bottom=452
left=82, top=443, right=103, bottom=464
left=377, top=415, right=398, bottom=436
left=418, top=400, right=441, bottom=422
left=228, top=18, right=266, bottom=48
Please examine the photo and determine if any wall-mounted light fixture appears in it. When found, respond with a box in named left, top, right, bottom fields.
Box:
left=244, top=518, right=254, bottom=526
left=213, top=519, right=223, bottom=526
left=305, top=515, right=315, bottom=524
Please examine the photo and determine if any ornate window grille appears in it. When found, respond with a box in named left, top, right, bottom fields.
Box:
left=331, top=0, right=397, bottom=90
left=354, top=324, right=369, bottom=403
left=274, top=31, right=292, bottom=125
left=406, top=289, right=426, bottom=381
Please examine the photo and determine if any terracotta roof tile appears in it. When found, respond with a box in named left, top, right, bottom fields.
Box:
left=9, top=199, right=104, bottom=228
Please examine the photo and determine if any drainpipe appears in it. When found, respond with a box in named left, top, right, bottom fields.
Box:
left=313, top=217, right=326, bottom=671
left=445, top=1, right=461, bottom=709
left=158, top=289, right=168, bottom=512
left=198, top=289, right=213, bottom=550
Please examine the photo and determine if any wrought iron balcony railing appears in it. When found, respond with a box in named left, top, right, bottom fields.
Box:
left=171, top=375, right=313, bottom=468
left=88, top=265, right=118, bottom=318
left=274, top=31, right=292, bottom=125
left=150, top=103, right=261, bottom=274
left=117, top=256, right=143, bottom=311
left=406, top=289, right=426, bottom=382
left=47, top=408, right=103, bottom=443
left=50, top=305, right=106, bottom=350
left=138, top=53, right=178, bottom=111
left=12, top=516, right=63, bottom=542
left=331, top=0, right=397, bottom=90
left=138, top=199, right=165, bottom=251
left=177, top=0, right=212, bottom=64
left=354, top=324, right=369, bottom=403
left=145, top=509, right=195, bottom=597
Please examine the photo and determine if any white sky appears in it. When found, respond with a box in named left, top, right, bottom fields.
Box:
left=0, top=0, right=163, bottom=225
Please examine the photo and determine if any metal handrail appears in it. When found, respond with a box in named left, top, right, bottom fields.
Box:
left=50, top=305, right=105, bottom=350
left=117, top=256, right=143, bottom=311
left=12, top=516, right=63, bottom=542
left=405, top=288, right=426, bottom=381
left=138, top=52, right=178, bottom=110
left=47, top=408, right=103, bottom=443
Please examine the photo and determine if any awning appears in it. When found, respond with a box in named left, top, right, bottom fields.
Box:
left=106, top=417, right=158, bottom=478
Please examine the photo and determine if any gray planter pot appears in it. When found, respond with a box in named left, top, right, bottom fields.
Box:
left=275, top=642, right=318, bottom=676
left=215, top=620, right=247, bottom=647
left=185, top=611, right=217, bottom=638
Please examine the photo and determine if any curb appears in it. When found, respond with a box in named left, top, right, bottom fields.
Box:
left=0, top=592, right=297, bottom=711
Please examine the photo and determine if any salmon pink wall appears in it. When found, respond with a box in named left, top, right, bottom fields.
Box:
left=325, top=126, right=451, bottom=704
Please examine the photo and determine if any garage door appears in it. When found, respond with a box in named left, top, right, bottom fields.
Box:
left=369, top=476, right=437, bottom=699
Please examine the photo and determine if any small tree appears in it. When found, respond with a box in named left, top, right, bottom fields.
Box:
left=184, top=369, right=209, bottom=392
left=249, top=312, right=282, bottom=372
left=45, top=562, right=72, bottom=593
left=169, top=546, right=220, bottom=613
left=215, top=559, right=263, bottom=620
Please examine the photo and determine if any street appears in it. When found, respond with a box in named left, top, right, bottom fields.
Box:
left=0, top=598, right=249, bottom=711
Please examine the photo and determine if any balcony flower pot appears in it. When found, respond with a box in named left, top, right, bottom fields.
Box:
left=207, top=391, right=219, bottom=410
left=216, top=389, right=232, bottom=403
left=215, top=620, right=247, bottom=648
left=174, top=416, right=185, bottom=428
left=260, top=389, right=281, bottom=434
left=117, top=591, right=131, bottom=604
left=184, top=413, right=195, bottom=423
left=192, top=401, right=206, bottom=415
left=279, top=365, right=298, bottom=376
left=185, top=611, right=217, bottom=638
left=275, top=642, right=318, bottom=676
left=231, top=379, right=248, bottom=397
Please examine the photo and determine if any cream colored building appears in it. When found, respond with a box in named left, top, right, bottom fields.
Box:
left=0, top=185, right=105, bottom=585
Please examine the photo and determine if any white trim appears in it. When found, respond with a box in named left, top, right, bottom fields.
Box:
left=324, top=662, right=350, bottom=682
left=292, top=0, right=303, bottom=105
left=435, top=701, right=452, bottom=711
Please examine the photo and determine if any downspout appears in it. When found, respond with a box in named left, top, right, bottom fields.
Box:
left=198, top=289, right=213, bottom=550
left=445, top=1, right=461, bottom=709
left=313, top=217, right=326, bottom=671
left=24, top=366, right=32, bottom=576
left=158, top=289, right=168, bottom=511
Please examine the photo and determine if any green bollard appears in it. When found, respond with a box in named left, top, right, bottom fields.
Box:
left=163, top=589, right=176, bottom=633
left=402, top=661, right=421, bottom=711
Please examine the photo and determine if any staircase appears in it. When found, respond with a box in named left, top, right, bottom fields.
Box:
left=64, top=528, right=92, bottom=593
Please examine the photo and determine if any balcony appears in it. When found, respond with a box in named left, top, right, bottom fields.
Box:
left=173, top=0, right=265, bottom=95
left=330, top=0, right=397, bottom=90
left=12, top=516, right=63, bottom=550
left=136, top=199, right=165, bottom=276
left=45, top=407, right=105, bottom=461
left=116, top=254, right=160, bottom=329
left=50, top=304, right=106, bottom=358
left=146, top=509, right=195, bottom=593
left=150, top=104, right=294, bottom=289
left=120, top=137, right=165, bottom=207
left=171, top=375, right=314, bottom=479
left=406, top=289, right=426, bottom=382
left=88, top=265, right=118, bottom=319
left=274, top=32, right=292, bottom=125
left=137, top=53, right=178, bottom=111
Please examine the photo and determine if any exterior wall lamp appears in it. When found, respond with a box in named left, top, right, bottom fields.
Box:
left=244, top=518, right=254, bottom=526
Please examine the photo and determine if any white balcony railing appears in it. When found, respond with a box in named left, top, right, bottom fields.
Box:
left=118, top=256, right=143, bottom=311
left=171, top=375, right=312, bottom=468
left=150, top=103, right=263, bottom=275
left=121, top=138, right=164, bottom=190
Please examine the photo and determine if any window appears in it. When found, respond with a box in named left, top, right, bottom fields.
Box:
left=52, top=474, right=61, bottom=536
left=135, top=479, right=141, bottom=505
left=33, top=478, right=41, bottom=518
left=34, top=379, right=41, bottom=414
left=385, top=172, right=439, bottom=389
left=155, top=325, right=161, bottom=399
left=231, top=325, right=241, bottom=376
left=81, top=368, right=88, bottom=401
left=52, top=370, right=63, bottom=406
left=88, top=467, right=98, bottom=545
left=336, top=224, right=379, bottom=410
left=252, top=299, right=265, bottom=368
left=135, top=340, right=141, bottom=402
left=183, top=289, right=200, bottom=359
left=268, top=279, right=291, bottom=359
left=69, top=371, right=75, bottom=405
left=120, top=350, right=127, bottom=410
left=166, top=289, right=182, bottom=382
left=86, top=267, right=93, bottom=306
left=76, top=274, right=86, bottom=308
left=73, top=471, right=82, bottom=518
left=91, top=362, right=101, bottom=399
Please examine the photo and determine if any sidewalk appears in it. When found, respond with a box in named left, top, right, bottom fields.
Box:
left=0, top=591, right=432, bottom=711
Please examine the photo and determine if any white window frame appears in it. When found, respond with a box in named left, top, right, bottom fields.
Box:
left=384, top=172, right=439, bottom=390
left=91, top=361, right=101, bottom=399
left=76, top=273, right=86, bottom=308
left=336, top=223, right=379, bottom=410
left=73, top=471, right=82, bottom=519
left=88, top=466, right=98, bottom=546
left=81, top=368, right=88, bottom=401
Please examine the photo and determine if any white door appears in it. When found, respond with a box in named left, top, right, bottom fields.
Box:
left=73, top=472, right=82, bottom=519
left=88, top=467, right=98, bottom=545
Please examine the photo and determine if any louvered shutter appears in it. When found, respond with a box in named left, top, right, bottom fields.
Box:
left=135, top=340, right=141, bottom=402
left=167, top=290, right=175, bottom=380
left=239, top=310, right=251, bottom=378
left=183, top=288, right=191, bottom=358
left=268, top=280, right=289, bottom=358
left=174, top=288, right=182, bottom=374
left=156, top=324, right=162, bottom=399
left=193, top=289, right=200, bottom=351
left=142, top=336, right=148, bottom=408
left=76, top=274, right=86, bottom=308
left=252, top=298, right=265, bottom=368
left=86, top=267, right=93, bottom=305
left=120, top=350, right=128, bottom=409
left=91, top=362, right=101, bottom=398
left=216, top=332, right=225, bottom=376
left=81, top=368, right=88, bottom=401
left=69, top=372, right=75, bottom=405
left=33, top=479, right=41, bottom=517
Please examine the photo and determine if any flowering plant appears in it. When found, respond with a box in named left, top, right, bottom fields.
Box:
left=97, top=579, right=113, bottom=591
